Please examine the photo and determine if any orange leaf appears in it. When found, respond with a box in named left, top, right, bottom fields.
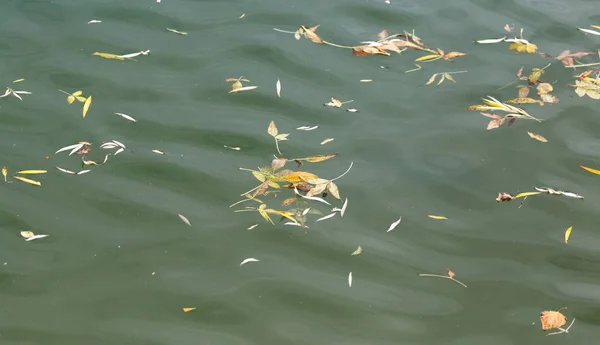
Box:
left=281, top=171, right=319, bottom=183
left=442, top=51, right=467, bottom=61
left=183, top=307, right=196, bottom=313
left=447, top=268, right=455, bottom=278
left=540, top=310, right=567, bottom=331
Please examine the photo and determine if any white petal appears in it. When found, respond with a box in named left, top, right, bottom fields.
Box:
left=240, top=258, right=259, bottom=266
left=56, top=167, right=76, bottom=174
left=475, top=37, right=506, bottom=44
left=386, top=217, right=402, bottom=232
left=348, top=272, right=352, bottom=287
left=316, top=213, right=336, bottom=222
left=114, top=112, right=137, bottom=122
left=340, top=198, right=348, bottom=217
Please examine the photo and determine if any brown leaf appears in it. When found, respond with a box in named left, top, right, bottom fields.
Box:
left=298, top=154, right=338, bottom=163
left=251, top=181, right=269, bottom=198
left=447, top=268, right=455, bottom=278
left=480, top=112, right=503, bottom=119
left=271, top=158, right=287, bottom=171
left=517, top=86, right=530, bottom=98
left=540, top=310, right=567, bottom=331
left=528, top=68, right=544, bottom=84
left=508, top=117, right=517, bottom=127
left=505, top=97, right=543, bottom=105
left=301, top=25, right=322, bottom=44
left=504, top=24, right=513, bottom=32
left=487, top=118, right=505, bottom=130
left=516, top=66, right=524, bottom=78
left=352, top=45, right=390, bottom=56
left=537, top=83, right=553, bottom=95
left=527, top=131, right=548, bottom=142
left=281, top=171, right=319, bottom=183
left=442, top=51, right=467, bottom=61
left=306, top=183, right=328, bottom=197
left=496, top=193, right=515, bottom=202
left=377, top=29, right=389, bottom=41
left=281, top=197, right=297, bottom=207
left=325, top=97, right=343, bottom=107
left=327, top=181, right=341, bottom=199
left=540, top=93, right=559, bottom=104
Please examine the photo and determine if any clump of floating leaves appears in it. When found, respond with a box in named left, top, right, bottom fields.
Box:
left=59, top=89, right=92, bottom=118
left=475, top=28, right=538, bottom=54
left=232, top=121, right=351, bottom=228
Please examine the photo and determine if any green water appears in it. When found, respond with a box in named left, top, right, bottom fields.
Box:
left=2, top=0, right=600, bottom=344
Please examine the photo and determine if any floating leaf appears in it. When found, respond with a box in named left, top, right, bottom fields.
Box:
left=114, top=112, right=137, bottom=122
left=321, top=138, right=334, bottom=145
left=14, top=175, right=41, bottom=186
left=527, top=132, right=548, bottom=142
left=514, top=191, right=541, bottom=199
left=2, top=166, right=6, bottom=182
left=540, top=310, right=567, bottom=331
left=183, top=307, right=196, bottom=312
left=166, top=28, right=187, bottom=35
left=82, top=96, right=92, bottom=118
left=509, top=41, right=537, bottom=54
left=475, top=37, right=506, bottom=44
left=276, top=79, right=281, bottom=98
left=386, top=217, right=402, bottom=232
left=325, top=97, right=343, bottom=107
left=415, top=54, right=441, bottom=62
left=281, top=197, right=296, bottom=207
left=442, top=51, right=467, bottom=61
left=240, top=257, right=259, bottom=266
left=428, top=215, right=447, bottom=220
left=93, top=52, right=125, bottom=60
left=152, top=150, right=165, bottom=155
left=20, top=231, right=49, bottom=241
left=178, top=214, right=191, bottom=226
left=316, top=213, right=336, bottom=222
left=565, top=226, right=572, bottom=244
left=229, top=86, right=257, bottom=93
left=247, top=224, right=258, bottom=230
left=295, top=154, right=338, bottom=163
left=267, top=121, right=278, bottom=137
left=327, top=181, right=341, bottom=199
left=580, top=165, right=600, bottom=175
left=16, top=170, right=47, bottom=174
left=578, top=28, right=600, bottom=36
left=67, top=95, right=75, bottom=104
left=351, top=246, right=362, bottom=256
left=281, top=171, right=319, bottom=183
left=348, top=272, right=352, bottom=287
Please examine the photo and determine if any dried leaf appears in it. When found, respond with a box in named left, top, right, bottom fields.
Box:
left=447, top=268, right=455, bottom=278
left=514, top=191, right=541, bottom=199
left=302, top=25, right=323, bottom=44
left=321, top=138, right=334, bottom=145
left=505, top=97, right=543, bottom=105
left=325, top=97, right=343, bottom=108
left=415, top=54, right=441, bottom=62
left=2, top=166, right=6, bottom=182
left=327, top=182, right=341, bottom=199
left=565, top=226, right=572, bottom=244
left=504, top=24, right=513, bottom=32
left=517, top=86, right=530, bottom=98
left=540, top=310, right=567, bottom=331
left=183, top=307, right=196, bottom=312
left=428, top=215, right=447, bottom=220
left=352, top=45, right=390, bottom=56
left=306, top=183, right=328, bottom=197
left=351, top=246, right=363, bottom=256
left=13, top=175, right=41, bottom=186
left=152, top=150, right=165, bottom=155
left=240, top=257, right=259, bottom=266
left=386, top=217, right=402, bottom=232
left=93, top=52, right=125, bottom=60
left=282, top=171, right=319, bottom=183
left=229, top=86, right=258, bottom=93
left=443, top=73, right=456, bottom=83
left=540, top=93, right=559, bottom=104
left=16, top=170, right=46, bottom=174
left=527, top=132, right=548, bottom=142
left=442, top=51, right=467, bottom=61
left=267, top=121, right=278, bottom=137
left=166, top=28, right=187, bottom=35
left=297, top=154, right=338, bottom=163
left=487, top=118, right=506, bottom=130
left=178, top=214, right=191, bottom=226
left=537, top=83, right=553, bottom=95
left=82, top=96, right=92, bottom=118
left=437, top=74, right=446, bottom=85
left=425, top=73, right=439, bottom=85
left=281, top=197, right=297, bottom=207
left=475, top=37, right=506, bottom=44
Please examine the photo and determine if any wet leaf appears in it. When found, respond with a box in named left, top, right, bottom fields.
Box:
left=301, top=25, right=323, bottom=44
left=14, top=175, right=41, bottom=186
left=505, top=97, right=543, bottom=105
left=573, top=79, right=600, bottom=99
left=536, top=83, right=553, bottom=95
left=267, top=121, right=278, bottom=137
left=509, top=41, right=537, bottom=54
left=442, top=51, right=467, bottom=61
left=16, top=170, right=47, bottom=174
left=271, top=158, right=287, bottom=171
left=540, top=310, right=567, bottom=331
left=351, top=246, right=362, bottom=256
left=352, top=45, right=390, bottom=56
left=443, top=73, right=456, bottom=83
left=578, top=27, right=600, bottom=36
left=306, top=183, right=328, bottom=197
left=152, top=150, right=165, bottom=155
left=325, top=97, right=343, bottom=108
left=93, top=52, right=125, bottom=60
left=565, top=226, right=572, bottom=244
left=517, top=86, right=530, bottom=98
left=475, top=37, right=507, bottom=44
left=229, top=86, right=258, bottom=93
left=348, top=272, right=352, bottom=287
left=281, top=171, right=319, bottom=183
left=540, top=93, right=559, bottom=104
left=386, top=217, right=402, bottom=232
left=183, top=307, right=196, bottom=312
left=327, top=181, right=341, bottom=199
left=281, top=197, right=297, bottom=207
left=20, top=231, right=49, bottom=241
left=296, top=154, right=338, bottom=163
left=321, top=138, right=334, bottom=145
left=527, top=68, right=544, bottom=84
left=527, top=132, right=548, bottom=142
left=276, top=79, right=281, bottom=98
left=415, top=54, right=441, bottom=62
left=266, top=209, right=299, bottom=224
left=580, top=165, right=600, bottom=175
left=504, top=24, right=513, bottom=32
left=496, top=192, right=515, bottom=202
left=166, top=28, right=187, bottom=35
left=514, top=191, right=541, bottom=199
left=178, top=214, right=191, bottom=226
left=428, top=215, right=447, bottom=220
left=240, top=257, right=259, bottom=266
left=82, top=96, right=92, bottom=118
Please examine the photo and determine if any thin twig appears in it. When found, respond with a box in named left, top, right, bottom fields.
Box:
left=566, top=62, right=600, bottom=68
left=274, top=138, right=282, bottom=155
left=322, top=40, right=355, bottom=49
left=418, top=273, right=468, bottom=288
left=330, top=161, right=354, bottom=182
left=273, top=28, right=297, bottom=34
left=546, top=318, right=575, bottom=336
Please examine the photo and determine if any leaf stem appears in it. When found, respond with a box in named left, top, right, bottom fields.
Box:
left=330, top=161, right=354, bottom=182
left=566, top=62, right=600, bottom=68
left=417, top=273, right=468, bottom=288
left=322, top=40, right=355, bottom=49
left=273, top=28, right=297, bottom=34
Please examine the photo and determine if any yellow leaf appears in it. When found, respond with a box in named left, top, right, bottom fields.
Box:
left=415, top=54, right=441, bottom=62
left=265, top=209, right=298, bottom=224
left=13, top=175, right=41, bottom=186
left=351, top=246, right=362, bottom=256
left=12, top=78, right=25, bottom=83
left=72, top=91, right=83, bottom=97
left=428, top=215, right=448, bottom=220
left=183, top=307, right=196, bottom=312
left=580, top=165, right=600, bottom=175
left=252, top=171, right=266, bottom=182
left=565, top=226, right=572, bottom=244
left=67, top=95, right=75, bottom=104
left=16, top=170, right=47, bottom=174
left=281, top=171, right=319, bottom=183
left=76, top=96, right=87, bottom=103
left=258, top=209, right=274, bottom=224
left=514, top=191, right=541, bottom=199
left=267, top=120, right=278, bottom=137
left=321, top=138, right=334, bottom=145
left=425, top=73, right=439, bottom=85
left=93, top=52, right=125, bottom=60
left=2, top=166, right=7, bottom=181
left=298, top=154, right=338, bottom=163
left=83, top=96, right=92, bottom=118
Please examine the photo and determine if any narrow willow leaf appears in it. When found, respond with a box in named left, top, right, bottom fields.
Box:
left=178, top=214, right=191, bottom=226
left=14, top=175, right=41, bottom=186
left=72, top=91, right=82, bottom=97
left=415, top=54, right=441, bottom=62
left=82, top=96, right=92, bottom=118
left=93, top=52, right=125, bottom=60
left=321, top=138, right=334, bottom=145
left=20, top=231, right=34, bottom=239
left=276, top=79, right=281, bottom=98
left=258, top=209, right=274, bottom=224
left=77, top=170, right=91, bottom=175
left=578, top=28, right=600, bottom=36
left=13, top=79, right=24, bottom=83
left=351, top=246, right=362, bottom=256
left=166, top=28, right=187, bottom=35
left=300, top=154, right=338, bottom=163
left=428, top=215, right=448, bottom=220
left=514, top=191, right=541, bottom=199
left=56, top=167, right=76, bottom=174
left=240, top=257, right=259, bottom=266
left=360, top=79, right=373, bottom=82
left=475, top=37, right=506, bottom=44
left=580, top=165, right=600, bottom=175
left=87, top=20, right=102, bottom=24
left=115, top=112, right=137, bottom=122
left=152, top=150, right=165, bottom=155
left=183, top=307, right=196, bottom=312
left=55, top=143, right=83, bottom=155
left=340, top=198, right=348, bottom=217
left=16, top=170, right=46, bottom=174
left=267, top=121, right=278, bottom=137
left=296, top=125, right=318, bottom=131
left=252, top=171, right=266, bottom=182
left=565, top=226, right=572, bottom=244
left=527, top=132, right=548, bottom=142
left=118, top=50, right=150, bottom=59
left=306, top=183, right=328, bottom=197
left=281, top=197, right=296, bottom=207
left=26, top=234, right=49, bottom=241
left=387, top=217, right=402, bottom=232
left=247, top=224, right=258, bottom=230
left=229, top=85, right=258, bottom=93
left=425, top=73, right=439, bottom=85
left=348, top=272, right=353, bottom=287
left=327, top=182, right=341, bottom=199
left=316, top=213, right=336, bottom=222
left=294, top=188, right=331, bottom=205
left=444, top=73, right=456, bottom=83
left=437, top=74, right=446, bottom=85
left=2, top=166, right=7, bottom=182
left=275, top=133, right=289, bottom=141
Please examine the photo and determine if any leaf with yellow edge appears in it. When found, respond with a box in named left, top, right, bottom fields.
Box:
left=415, top=54, right=441, bottom=62
left=514, top=191, right=541, bottom=199
left=565, top=226, right=572, bottom=244
left=428, top=215, right=448, bottom=220
left=82, top=96, right=92, bottom=118
left=13, top=175, right=41, bottom=186
left=93, top=52, right=125, bottom=60
left=16, top=170, right=47, bottom=174
left=580, top=165, right=600, bottom=175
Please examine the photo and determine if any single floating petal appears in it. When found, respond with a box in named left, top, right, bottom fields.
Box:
left=240, top=258, right=259, bottom=266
